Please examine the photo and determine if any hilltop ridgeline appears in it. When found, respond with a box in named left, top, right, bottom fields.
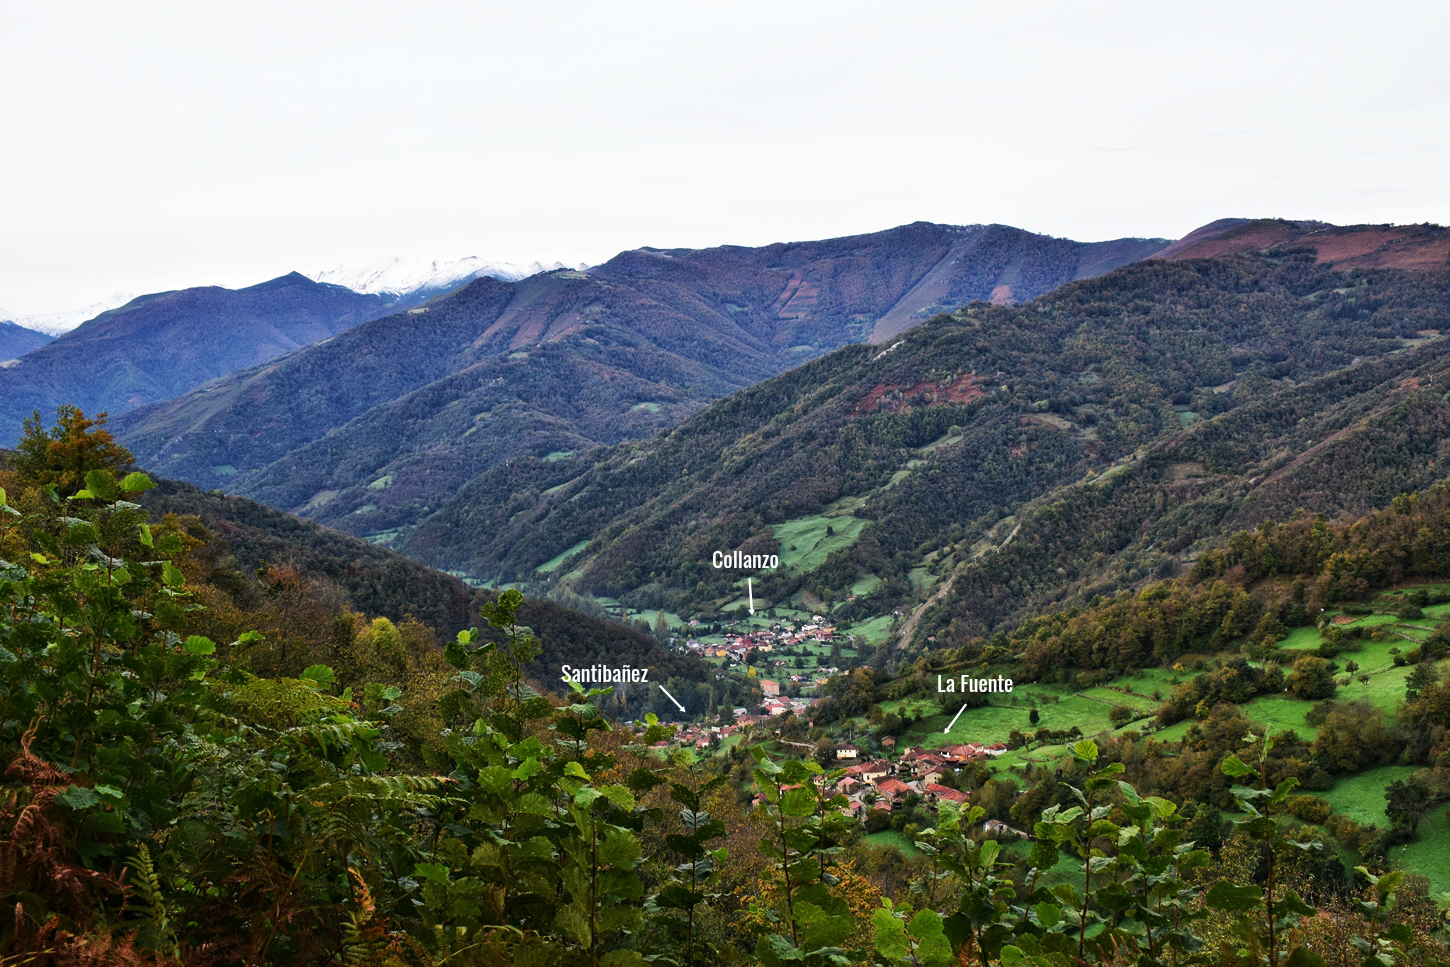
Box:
left=409, top=243, right=1450, bottom=667
left=109, top=222, right=1169, bottom=545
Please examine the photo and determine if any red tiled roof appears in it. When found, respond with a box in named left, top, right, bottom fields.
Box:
left=876, top=779, right=913, bottom=797
left=925, top=783, right=968, bottom=803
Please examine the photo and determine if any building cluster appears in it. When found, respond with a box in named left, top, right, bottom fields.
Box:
left=804, top=742, right=1009, bottom=821
left=657, top=721, right=751, bottom=751
left=682, top=617, right=839, bottom=666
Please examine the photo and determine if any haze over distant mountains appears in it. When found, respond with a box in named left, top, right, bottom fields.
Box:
left=106, top=221, right=1171, bottom=548
left=308, top=255, right=587, bottom=297
left=0, top=292, right=136, bottom=337
left=0, top=274, right=398, bottom=442
left=0, top=321, right=52, bottom=361
left=10, top=214, right=1444, bottom=600
left=0, top=257, right=573, bottom=442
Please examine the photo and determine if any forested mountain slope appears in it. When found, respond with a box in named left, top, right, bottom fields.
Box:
left=0, top=273, right=398, bottom=443
left=111, top=222, right=1167, bottom=542
left=0, top=320, right=50, bottom=360
left=137, top=477, right=720, bottom=705
left=406, top=250, right=1450, bottom=662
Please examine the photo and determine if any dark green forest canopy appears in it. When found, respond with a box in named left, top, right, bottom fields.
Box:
left=405, top=254, right=1450, bottom=648
left=5, top=463, right=1450, bottom=965
left=110, top=223, right=1166, bottom=549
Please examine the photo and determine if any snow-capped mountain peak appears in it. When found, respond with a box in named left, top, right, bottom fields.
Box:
left=307, top=256, right=583, bottom=297
left=0, top=293, right=137, bottom=337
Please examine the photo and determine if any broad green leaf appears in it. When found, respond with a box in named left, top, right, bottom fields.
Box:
left=906, top=909, right=953, bottom=967
left=512, top=757, right=543, bottom=781
left=872, top=905, right=911, bottom=964
left=1001, top=946, right=1032, bottom=967
left=599, top=784, right=636, bottom=812
left=1220, top=754, right=1256, bottom=778
left=444, top=637, right=470, bottom=669
left=1284, top=947, right=1327, bottom=967
left=1205, top=880, right=1263, bottom=911
left=120, top=472, right=155, bottom=493
left=1270, top=776, right=1301, bottom=804
left=300, top=664, right=336, bottom=686
left=413, top=862, right=451, bottom=883
left=781, top=786, right=818, bottom=817
left=597, top=828, right=643, bottom=868
left=1371, top=870, right=1403, bottom=899
left=183, top=635, right=216, bottom=655
left=1274, top=891, right=1317, bottom=919
left=161, top=561, right=186, bottom=587
left=84, top=469, right=120, bottom=502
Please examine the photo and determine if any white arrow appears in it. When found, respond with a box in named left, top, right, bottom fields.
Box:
left=658, top=684, right=686, bottom=713
left=747, top=578, right=755, bottom=615
left=943, top=703, right=968, bottom=734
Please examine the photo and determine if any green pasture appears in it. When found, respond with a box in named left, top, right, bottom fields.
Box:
left=536, top=540, right=590, bottom=573
left=1241, top=694, right=1314, bottom=739
left=1279, top=626, right=1325, bottom=650
left=1079, top=687, right=1159, bottom=713
left=896, top=683, right=1122, bottom=751
left=631, top=609, right=684, bottom=629
left=865, top=829, right=919, bottom=857
left=1321, top=765, right=1417, bottom=826
left=846, top=614, right=895, bottom=644
left=1391, top=815, right=1450, bottom=896
left=774, top=514, right=867, bottom=572
left=1150, top=719, right=1194, bottom=742
left=851, top=575, right=883, bottom=596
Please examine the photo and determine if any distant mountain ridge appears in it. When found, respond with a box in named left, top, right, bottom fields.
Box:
left=0, top=321, right=51, bottom=361
left=1158, top=217, right=1450, bottom=268
left=0, top=273, right=401, bottom=444
left=0, top=292, right=136, bottom=337
left=308, top=255, right=584, bottom=298
left=110, top=221, right=1170, bottom=546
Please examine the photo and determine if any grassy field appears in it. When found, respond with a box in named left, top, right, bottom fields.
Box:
left=1241, top=694, right=1315, bottom=738
left=865, top=829, right=919, bottom=856
left=895, top=682, right=1124, bottom=751
left=774, top=515, right=867, bottom=572
left=908, top=567, right=937, bottom=593
left=1080, top=687, right=1159, bottom=713
left=845, top=614, right=895, bottom=644
left=1391, top=814, right=1450, bottom=896
left=851, top=575, right=883, bottom=596
left=1320, top=765, right=1417, bottom=825
left=631, top=609, right=684, bottom=629
left=879, top=697, right=940, bottom=719
left=1280, top=625, right=1325, bottom=650
left=1150, top=719, right=1194, bottom=742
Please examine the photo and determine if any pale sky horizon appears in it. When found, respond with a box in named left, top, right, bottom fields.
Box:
left=2, top=1, right=1447, bottom=313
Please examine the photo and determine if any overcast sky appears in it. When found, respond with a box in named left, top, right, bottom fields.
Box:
left=2, top=1, right=1446, bottom=312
